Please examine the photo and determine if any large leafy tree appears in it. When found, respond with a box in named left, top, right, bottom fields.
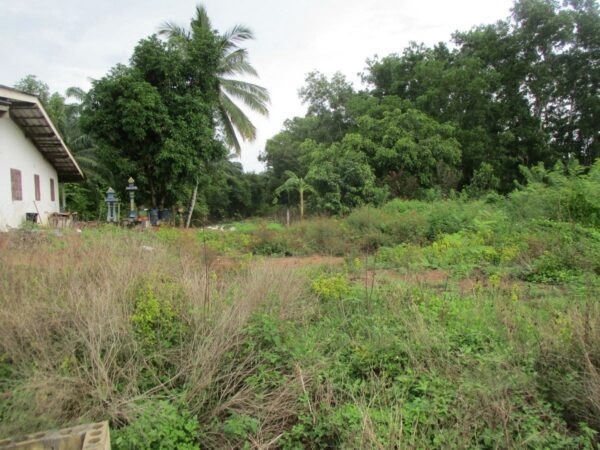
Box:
left=82, top=20, right=224, bottom=210
left=303, top=137, right=386, bottom=215
left=355, top=101, right=462, bottom=196
left=364, top=0, right=600, bottom=189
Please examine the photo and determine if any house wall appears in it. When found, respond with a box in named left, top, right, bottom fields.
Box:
left=0, top=112, right=60, bottom=230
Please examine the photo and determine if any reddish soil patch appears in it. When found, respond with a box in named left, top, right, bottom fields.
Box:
left=400, top=269, right=449, bottom=285
left=350, top=269, right=450, bottom=285
left=266, top=255, right=345, bottom=268
left=210, top=255, right=345, bottom=272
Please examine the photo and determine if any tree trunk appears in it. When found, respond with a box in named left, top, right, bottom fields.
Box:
left=300, top=188, right=304, bottom=222
left=286, top=208, right=290, bottom=226
left=186, top=179, right=199, bottom=229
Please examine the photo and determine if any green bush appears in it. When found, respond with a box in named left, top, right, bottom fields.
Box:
left=311, top=273, right=350, bottom=302
left=509, top=161, right=600, bottom=227
left=377, top=244, right=424, bottom=269
left=131, top=281, right=184, bottom=349
left=112, top=400, right=199, bottom=450
left=298, top=217, right=350, bottom=255
left=222, top=412, right=259, bottom=441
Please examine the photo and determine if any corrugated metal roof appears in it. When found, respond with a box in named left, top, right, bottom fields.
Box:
left=0, top=85, right=84, bottom=182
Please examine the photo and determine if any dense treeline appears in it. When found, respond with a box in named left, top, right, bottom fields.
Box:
left=13, top=0, right=600, bottom=222
left=262, top=0, right=600, bottom=213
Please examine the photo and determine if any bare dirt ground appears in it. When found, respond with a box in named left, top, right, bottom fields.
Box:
left=266, top=255, right=345, bottom=268
left=211, top=255, right=345, bottom=271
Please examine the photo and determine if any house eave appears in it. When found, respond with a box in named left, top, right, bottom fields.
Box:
left=0, top=85, right=84, bottom=182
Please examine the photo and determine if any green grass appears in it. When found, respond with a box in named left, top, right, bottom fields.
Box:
left=2, top=189, right=600, bottom=447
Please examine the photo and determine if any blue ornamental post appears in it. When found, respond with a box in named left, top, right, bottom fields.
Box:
left=125, top=177, right=138, bottom=220
left=105, top=187, right=118, bottom=223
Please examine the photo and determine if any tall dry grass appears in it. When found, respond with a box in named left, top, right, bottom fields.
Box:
left=0, top=229, right=313, bottom=446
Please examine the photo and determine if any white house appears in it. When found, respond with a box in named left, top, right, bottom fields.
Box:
left=0, top=85, right=84, bottom=230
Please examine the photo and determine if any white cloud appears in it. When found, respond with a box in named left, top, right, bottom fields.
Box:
left=1, top=0, right=514, bottom=172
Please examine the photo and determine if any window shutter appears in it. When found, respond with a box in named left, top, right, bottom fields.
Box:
left=10, top=169, right=22, bottom=201
left=34, top=174, right=41, bottom=201
left=50, top=178, right=55, bottom=202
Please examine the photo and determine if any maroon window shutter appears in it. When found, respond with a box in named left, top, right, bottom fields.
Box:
left=34, top=174, right=41, bottom=201
left=50, top=178, right=55, bottom=202
left=10, top=169, right=22, bottom=201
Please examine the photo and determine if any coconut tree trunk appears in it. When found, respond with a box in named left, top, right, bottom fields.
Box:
left=186, top=179, right=199, bottom=229
left=286, top=190, right=291, bottom=226
left=300, top=188, right=304, bottom=222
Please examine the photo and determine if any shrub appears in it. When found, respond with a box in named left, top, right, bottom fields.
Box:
left=131, top=281, right=183, bottom=349
left=222, top=412, right=259, bottom=441
left=298, top=217, right=350, bottom=255
left=311, top=273, right=350, bottom=302
left=112, top=399, right=199, bottom=450
left=377, top=244, right=424, bottom=269
left=466, top=162, right=500, bottom=197
left=509, top=161, right=600, bottom=227
left=250, top=226, right=291, bottom=255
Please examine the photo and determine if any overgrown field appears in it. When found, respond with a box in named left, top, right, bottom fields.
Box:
left=3, top=173, right=600, bottom=448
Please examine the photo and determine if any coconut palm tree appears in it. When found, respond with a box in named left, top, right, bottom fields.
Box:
left=159, top=5, right=270, bottom=155
left=274, top=171, right=316, bottom=222
left=160, top=5, right=269, bottom=226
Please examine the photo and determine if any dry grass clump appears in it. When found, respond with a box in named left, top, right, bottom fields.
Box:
left=0, top=228, right=313, bottom=445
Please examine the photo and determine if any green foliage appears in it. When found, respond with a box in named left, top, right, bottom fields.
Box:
left=466, top=162, right=500, bottom=197
left=311, top=273, right=350, bottom=302
left=356, top=105, right=462, bottom=196
left=81, top=4, right=269, bottom=214
left=131, top=282, right=183, bottom=349
left=82, top=34, right=222, bottom=209
left=222, top=413, right=259, bottom=440
left=6, top=191, right=600, bottom=447
left=160, top=5, right=270, bottom=154
left=14, top=75, right=51, bottom=104
left=424, top=231, right=498, bottom=272
left=303, top=136, right=387, bottom=215
left=510, top=161, right=600, bottom=227
left=536, top=301, right=600, bottom=432
left=112, top=399, right=199, bottom=450
left=377, top=243, right=424, bottom=269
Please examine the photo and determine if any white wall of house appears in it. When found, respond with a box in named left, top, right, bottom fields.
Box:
left=0, top=112, right=60, bottom=230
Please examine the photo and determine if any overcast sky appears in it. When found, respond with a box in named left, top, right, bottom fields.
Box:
left=1, top=0, right=514, bottom=172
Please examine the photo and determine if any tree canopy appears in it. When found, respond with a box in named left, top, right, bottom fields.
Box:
left=14, top=0, right=600, bottom=222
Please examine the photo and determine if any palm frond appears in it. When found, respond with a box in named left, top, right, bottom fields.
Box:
left=274, top=177, right=300, bottom=196
left=300, top=180, right=317, bottom=195
left=65, top=86, right=87, bottom=102
left=221, top=49, right=258, bottom=76
left=220, top=79, right=270, bottom=116
left=218, top=105, right=242, bottom=156
left=194, top=4, right=212, bottom=30
left=222, top=25, right=254, bottom=45
left=219, top=91, right=257, bottom=142
left=158, top=21, right=191, bottom=40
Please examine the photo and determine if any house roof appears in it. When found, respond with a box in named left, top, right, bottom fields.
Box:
left=0, top=85, right=84, bottom=182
